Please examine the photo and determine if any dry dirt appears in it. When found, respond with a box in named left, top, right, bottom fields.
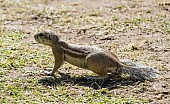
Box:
left=1, top=0, right=170, bottom=103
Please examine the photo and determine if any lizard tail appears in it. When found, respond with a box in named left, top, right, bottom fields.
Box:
left=119, top=59, right=160, bottom=81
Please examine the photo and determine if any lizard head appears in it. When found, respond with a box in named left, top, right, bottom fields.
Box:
left=34, top=30, right=60, bottom=46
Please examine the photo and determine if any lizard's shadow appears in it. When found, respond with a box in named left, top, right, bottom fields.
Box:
left=38, top=73, right=142, bottom=90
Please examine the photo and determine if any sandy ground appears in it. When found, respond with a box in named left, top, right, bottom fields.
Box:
left=1, top=0, right=170, bottom=103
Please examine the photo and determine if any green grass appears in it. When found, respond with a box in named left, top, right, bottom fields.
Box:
left=1, top=0, right=169, bottom=103
left=0, top=30, right=148, bottom=103
left=0, top=29, right=148, bottom=104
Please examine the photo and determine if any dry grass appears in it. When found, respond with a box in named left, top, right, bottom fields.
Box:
left=0, top=0, right=170, bottom=103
